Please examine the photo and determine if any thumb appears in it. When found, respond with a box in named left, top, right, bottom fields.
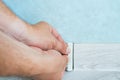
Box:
left=51, top=37, right=68, bottom=55
left=47, top=50, right=68, bottom=66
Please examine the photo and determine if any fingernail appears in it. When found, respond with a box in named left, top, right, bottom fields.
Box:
left=66, top=47, right=71, bottom=54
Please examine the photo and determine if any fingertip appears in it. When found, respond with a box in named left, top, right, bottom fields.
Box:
left=53, top=37, right=68, bottom=55
left=61, top=43, right=70, bottom=55
left=66, top=47, right=71, bottom=54
left=54, top=40, right=64, bottom=54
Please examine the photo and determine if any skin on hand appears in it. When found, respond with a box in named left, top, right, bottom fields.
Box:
left=29, top=21, right=68, bottom=54
left=31, top=48, right=68, bottom=80
left=0, top=31, right=68, bottom=80
left=15, top=21, right=68, bottom=55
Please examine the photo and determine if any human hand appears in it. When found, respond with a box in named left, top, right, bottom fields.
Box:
left=3, top=21, right=68, bottom=55
left=24, top=21, right=68, bottom=55
left=0, top=31, right=68, bottom=80
left=31, top=47, right=68, bottom=80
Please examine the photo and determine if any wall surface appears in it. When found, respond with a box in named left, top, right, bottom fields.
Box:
left=3, top=0, right=120, bottom=43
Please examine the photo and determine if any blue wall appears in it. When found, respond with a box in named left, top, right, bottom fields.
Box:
left=3, top=0, right=120, bottom=43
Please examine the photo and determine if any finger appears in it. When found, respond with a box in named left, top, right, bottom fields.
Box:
left=51, top=36, right=67, bottom=55
left=61, top=66, right=66, bottom=78
left=62, top=55, right=68, bottom=65
left=47, top=49, right=61, bottom=56
left=30, top=46, right=44, bottom=53
left=55, top=41, right=66, bottom=54
left=46, top=50, right=68, bottom=73
left=51, top=28, right=65, bottom=43
left=48, top=50, right=68, bottom=65
left=51, top=28, right=68, bottom=54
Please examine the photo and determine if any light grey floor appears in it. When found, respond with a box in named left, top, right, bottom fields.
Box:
left=1, top=44, right=120, bottom=80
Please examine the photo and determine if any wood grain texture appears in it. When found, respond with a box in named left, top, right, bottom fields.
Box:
left=74, top=44, right=120, bottom=71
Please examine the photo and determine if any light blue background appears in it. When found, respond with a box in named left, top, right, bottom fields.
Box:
left=3, top=0, right=120, bottom=43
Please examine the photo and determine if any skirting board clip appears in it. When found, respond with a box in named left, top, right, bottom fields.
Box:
left=66, top=43, right=74, bottom=71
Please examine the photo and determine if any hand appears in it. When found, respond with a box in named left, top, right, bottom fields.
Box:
left=6, top=21, right=68, bottom=55
left=31, top=47, right=67, bottom=80
left=0, top=31, right=68, bottom=80
left=24, top=21, right=68, bottom=54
